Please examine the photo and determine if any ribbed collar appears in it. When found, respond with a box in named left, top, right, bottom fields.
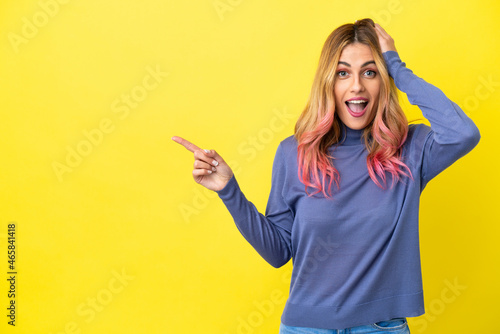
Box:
left=339, top=124, right=365, bottom=146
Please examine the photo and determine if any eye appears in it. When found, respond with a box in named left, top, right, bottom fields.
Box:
left=337, top=70, right=348, bottom=78
left=364, top=70, right=377, bottom=77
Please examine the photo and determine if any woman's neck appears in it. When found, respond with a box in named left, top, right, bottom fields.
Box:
left=339, top=123, right=365, bottom=146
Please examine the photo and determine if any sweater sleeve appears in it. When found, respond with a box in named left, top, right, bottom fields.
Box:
left=383, top=51, right=481, bottom=189
left=215, top=142, right=293, bottom=268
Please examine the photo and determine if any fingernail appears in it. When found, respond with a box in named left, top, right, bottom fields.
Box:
left=204, top=149, right=210, bottom=153
left=212, top=167, right=216, bottom=172
left=212, top=160, right=218, bottom=166
left=208, top=170, right=212, bottom=174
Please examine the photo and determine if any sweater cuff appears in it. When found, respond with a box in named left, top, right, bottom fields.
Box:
left=216, top=174, right=240, bottom=201
left=382, top=50, right=416, bottom=93
left=383, top=50, right=400, bottom=65
left=382, top=51, right=402, bottom=78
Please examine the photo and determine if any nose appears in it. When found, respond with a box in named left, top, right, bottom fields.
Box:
left=350, top=75, right=365, bottom=93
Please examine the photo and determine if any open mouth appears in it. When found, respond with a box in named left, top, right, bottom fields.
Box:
left=345, top=100, right=368, bottom=117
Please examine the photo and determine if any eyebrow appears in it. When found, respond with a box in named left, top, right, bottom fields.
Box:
left=338, top=60, right=376, bottom=68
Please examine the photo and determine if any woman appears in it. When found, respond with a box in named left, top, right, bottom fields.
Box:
left=172, top=19, right=480, bottom=333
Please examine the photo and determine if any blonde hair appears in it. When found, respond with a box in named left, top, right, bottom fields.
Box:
left=295, top=18, right=411, bottom=197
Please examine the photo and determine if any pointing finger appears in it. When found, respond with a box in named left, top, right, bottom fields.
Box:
left=172, top=136, right=201, bottom=153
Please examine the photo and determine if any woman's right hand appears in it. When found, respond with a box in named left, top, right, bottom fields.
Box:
left=172, top=136, right=233, bottom=192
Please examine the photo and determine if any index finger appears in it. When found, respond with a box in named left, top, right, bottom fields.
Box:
left=172, top=136, right=201, bottom=153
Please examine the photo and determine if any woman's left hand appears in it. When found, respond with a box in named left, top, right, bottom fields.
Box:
left=374, top=23, right=397, bottom=53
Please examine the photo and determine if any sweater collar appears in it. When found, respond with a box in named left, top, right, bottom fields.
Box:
left=339, top=124, right=365, bottom=146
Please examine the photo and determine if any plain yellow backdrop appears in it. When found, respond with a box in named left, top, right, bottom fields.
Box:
left=1, top=0, right=499, bottom=333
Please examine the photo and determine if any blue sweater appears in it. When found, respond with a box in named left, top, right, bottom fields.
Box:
left=216, top=51, right=480, bottom=329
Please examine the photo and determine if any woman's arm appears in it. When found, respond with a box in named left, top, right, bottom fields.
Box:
left=172, top=136, right=293, bottom=268
left=216, top=143, right=293, bottom=268
left=375, top=24, right=481, bottom=187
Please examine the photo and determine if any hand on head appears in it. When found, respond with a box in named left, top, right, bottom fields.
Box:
left=172, top=136, right=233, bottom=192
left=374, top=23, right=397, bottom=54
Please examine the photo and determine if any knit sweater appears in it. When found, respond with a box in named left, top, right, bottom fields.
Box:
left=216, top=51, right=480, bottom=329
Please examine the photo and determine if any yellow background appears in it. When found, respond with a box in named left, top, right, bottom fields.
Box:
left=1, top=0, right=499, bottom=333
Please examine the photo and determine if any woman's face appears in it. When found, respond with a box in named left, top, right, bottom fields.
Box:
left=334, top=43, right=381, bottom=130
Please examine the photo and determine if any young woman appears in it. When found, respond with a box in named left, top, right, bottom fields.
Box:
left=172, top=19, right=480, bottom=333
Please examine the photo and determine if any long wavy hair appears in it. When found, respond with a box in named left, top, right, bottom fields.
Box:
left=295, top=18, right=411, bottom=197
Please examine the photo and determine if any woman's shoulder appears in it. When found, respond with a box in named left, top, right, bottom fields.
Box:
left=403, top=123, right=432, bottom=162
left=280, top=134, right=297, bottom=146
left=271, top=135, right=298, bottom=167
left=407, top=123, right=432, bottom=143
left=273, top=135, right=299, bottom=174
left=278, top=135, right=299, bottom=154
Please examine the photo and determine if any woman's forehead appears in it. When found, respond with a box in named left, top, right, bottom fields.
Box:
left=338, top=43, right=376, bottom=66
